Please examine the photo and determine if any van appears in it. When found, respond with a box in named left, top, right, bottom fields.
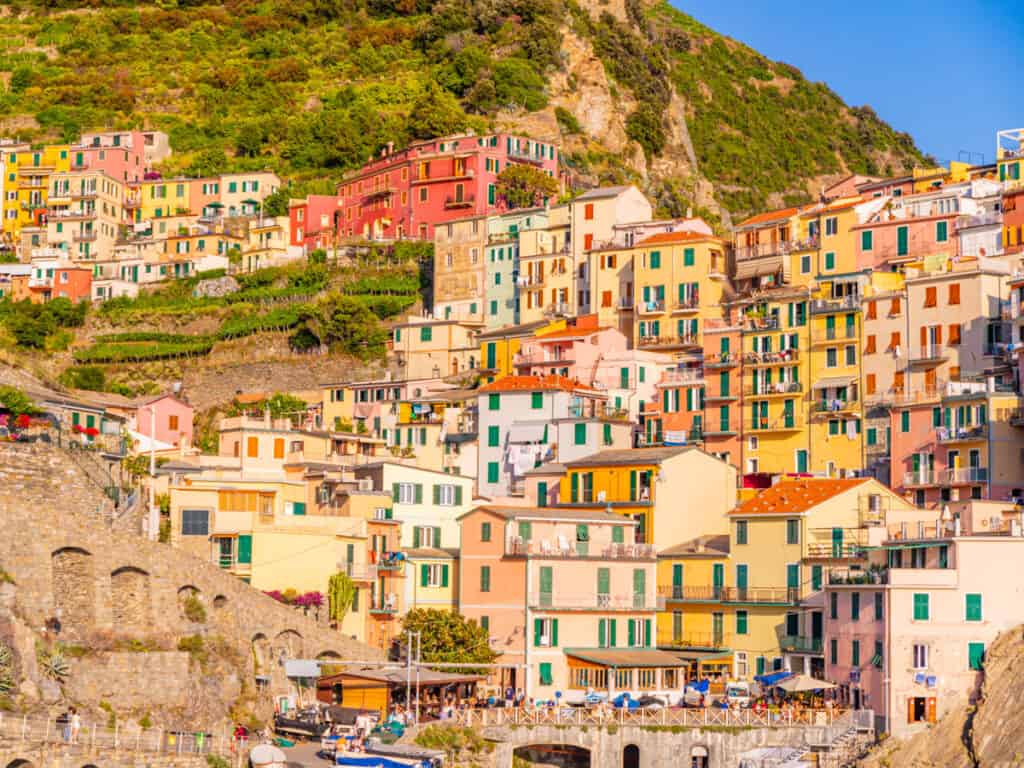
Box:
left=725, top=681, right=752, bottom=708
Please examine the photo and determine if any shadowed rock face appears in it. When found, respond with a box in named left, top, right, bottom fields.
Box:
left=860, top=625, right=1024, bottom=768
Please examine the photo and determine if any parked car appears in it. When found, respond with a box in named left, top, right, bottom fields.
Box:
left=725, top=681, right=752, bottom=708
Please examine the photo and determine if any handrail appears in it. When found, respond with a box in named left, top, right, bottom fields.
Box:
left=456, top=706, right=851, bottom=729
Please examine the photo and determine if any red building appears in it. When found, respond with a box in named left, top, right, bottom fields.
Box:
left=335, top=133, right=560, bottom=241
left=1003, top=186, right=1024, bottom=255
left=289, top=194, right=342, bottom=251
left=29, top=265, right=92, bottom=304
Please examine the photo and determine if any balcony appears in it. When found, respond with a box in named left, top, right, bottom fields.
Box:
left=72, top=190, right=98, bottom=200
left=657, top=585, right=798, bottom=605
left=672, top=296, right=700, bottom=314
left=702, top=425, right=738, bottom=437
left=544, top=302, right=571, bottom=317
left=73, top=231, right=98, bottom=242
left=368, top=604, right=399, bottom=616
left=1010, top=408, right=1024, bottom=427
left=444, top=194, right=475, bottom=209
left=515, top=351, right=574, bottom=367
left=744, top=381, right=803, bottom=397
left=363, top=186, right=397, bottom=201
left=812, top=399, right=859, bottom=416
left=780, top=636, right=824, bottom=655
left=810, top=295, right=860, bottom=315
left=47, top=209, right=96, bottom=221
left=747, top=416, right=804, bottom=433
left=657, top=631, right=731, bottom=650
left=637, top=334, right=700, bottom=350
left=704, top=352, right=740, bottom=369
left=636, top=299, right=666, bottom=315
left=908, top=345, right=948, bottom=366
left=529, top=592, right=655, bottom=611
left=827, top=567, right=889, bottom=586
left=941, top=467, right=988, bottom=485
left=704, top=391, right=738, bottom=403
left=508, top=539, right=656, bottom=559
left=618, top=296, right=634, bottom=310
left=902, top=471, right=937, bottom=488
left=659, top=369, right=704, bottom=386
left=936, top=425, right=988, bottom=444
left=735, top=241, right=795, bottom=262
left=743, top=348, right=799, bottom=366
left=745, top=315, right=781, bottom=331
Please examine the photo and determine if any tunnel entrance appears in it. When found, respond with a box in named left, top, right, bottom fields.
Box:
left=623, top=744, right=640, bottom=768
left=514, top=744, right=591, bottom=768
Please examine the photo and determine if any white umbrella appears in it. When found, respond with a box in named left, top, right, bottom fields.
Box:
left=777, top=674, right=836, bottom=693
left=250, top=744, right=288, bottom=767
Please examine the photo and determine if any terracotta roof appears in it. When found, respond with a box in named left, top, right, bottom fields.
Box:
left=479, top=374, right=594, bottom=394
left=729, top=478, right=871, bottom=516
left=564, top=446, right=696, bottom=468
left=463, top=505, right=631, bottom=523
left=636, top=231, right=722, bottom=247
left=658, top=534, right=730, bottom=558
left=736, top=206, right=805, bottom=228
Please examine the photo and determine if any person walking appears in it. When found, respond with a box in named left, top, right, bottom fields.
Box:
left=69, top=707, right=81, bottom=745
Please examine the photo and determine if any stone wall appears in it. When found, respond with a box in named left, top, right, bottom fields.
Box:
left=0, top=442, right=384, bottom=723
left=63, top=652, right=193, bottom=712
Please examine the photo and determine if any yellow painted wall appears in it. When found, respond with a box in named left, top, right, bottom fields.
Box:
left=139, top=179, right=191, bottom=221
left=3, top=144, right=73, bottom=236
left=406, top=554, right=458, bottom=611
left=322, top=386, right=355, bottom=430
left=808, top=300, right=863, bottom=475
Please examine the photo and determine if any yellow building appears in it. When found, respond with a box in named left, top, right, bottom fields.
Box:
left=476, top=318, right=564, bottom=382
left=632, top=232, right=729, bottom=358
left=588, top=245, right=635, bottom=339
left=322, top=384, right=356, bottom=432
left=736, top=288, right=811, bottom=476
left=558, top=446, right=737, bottom=548
left=656, top=535, right=735, bottom=682
left=136, top=178, right=191, bottom=223
left=405, top=548, right=459, bottom=612
left=3, top=143, right=73, bottom=242
left=795, top=197, right=864, bottom=280
left=517, top=205, right=571, bottom=325
left=808, top=279, right=865, bottom=476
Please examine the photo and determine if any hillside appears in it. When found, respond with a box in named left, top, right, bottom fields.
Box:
left=0, top=0, right=928, bottom=220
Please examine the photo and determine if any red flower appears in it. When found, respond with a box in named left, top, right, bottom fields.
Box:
left=15, top=414, right=30, bottom=429
left=84, top=427, right=99, bottom=437
left=72, top=424, right=85, bottom=434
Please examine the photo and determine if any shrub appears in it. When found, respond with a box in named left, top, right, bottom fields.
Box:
left=183, top=594, right=207, bottom=624
left=555, top=106, right=582, bottom=134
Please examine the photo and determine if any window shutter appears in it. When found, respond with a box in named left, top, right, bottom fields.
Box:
left=571, top=473, right=579, bottom=502
left=237, top=535, right=252, bottom=564
left=629, top=470, right=637, bottom=500
left=628, top=620, right=636, bottom=647
left=644, top=619, right=652, bottom=647
left=421, top=564, right=429, bottom=587
left=413, top=528, right=421, bottom=548
left=433, top=485, right=440, bottom=505
left=455, top=486, right=463, bottom=505
left=434, top=527, right=441, bottom=546
left=534, top=618, right=543, bottom=646
left=598, top=619, right=606, bottom=648
left=441, top=564, right=449, bottom=588
left=414, top=484, right=423, bottom=504
left=609, top=619, right=617, bottom=647
left=392, top=483, right=400, bottom=502
left=551, top=619, right=559, bottom=647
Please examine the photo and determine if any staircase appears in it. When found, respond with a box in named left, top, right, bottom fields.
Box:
left=805, top=710, right=876, bottom=767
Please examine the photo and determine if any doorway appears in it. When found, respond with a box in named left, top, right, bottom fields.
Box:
left=622, top=744, right=640, bottom=768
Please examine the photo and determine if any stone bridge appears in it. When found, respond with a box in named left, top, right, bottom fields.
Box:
left=458, top=709, right=874, bottom=768
left=0, top=442, right=383, bottom=703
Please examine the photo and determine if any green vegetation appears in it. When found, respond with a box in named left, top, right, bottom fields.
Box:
left=400, top=608, right=498, bottom=666
left=415, top=725, right=494, bottom=763
left=0, top=298, right=87, bottom=350
left=0, top=386, right=39, bottom=419
left=327, top=571, right=357, bottom=623
left=182, top=594, right=207, bottom=624
left=496, top=164, right=560, bottom=209
left=0, top=0, right=923, bottom=218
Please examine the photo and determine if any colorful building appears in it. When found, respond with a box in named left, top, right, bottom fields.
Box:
left=391, top=318, right=483, bottom=380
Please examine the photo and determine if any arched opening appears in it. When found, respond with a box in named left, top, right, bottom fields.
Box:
left=7, top=760, right=35, bottom=768
left=51, top=547, right=95, bottom=636
left=252, top=633, right=270, bottom=676
left=274, top=629, right=303, bottom=662
left=690, top=745, right=709, bottom=768
left=213, top=595, right=228, bottom=609
left=177, top=586, right=200, bottom=598
left=513, top=745, right=590, bottom=768
left=623, top=744, right=640, bottom=768
left=110, top=566, right=151, bottom=630
left=316, top=650, right=341, bottom=660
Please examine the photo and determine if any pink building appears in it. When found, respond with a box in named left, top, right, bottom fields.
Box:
left=336, top=133, right=560, bottom=241
left=825, top=511, right=1024, bottom=737
left=135, top=394, right=194, bottom=448
left=852, top=189, right=968, bottom=270
left=289, top=195, right=341, bottom=251
left=457, top=504, right=679, bottom=702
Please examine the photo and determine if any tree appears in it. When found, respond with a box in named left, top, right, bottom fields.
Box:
left=327, top=572, right=357, bottom=624
left=185, top=148, right=229, bottom=178
left=400, top=609, right=497, bottom=666
left=407, top=81, right=467, bottom=141
left=265, top=392, right=307, bottom=419
left=496, top=164, right=559, bottom=209
left=0, top=387, right=38, bottom=420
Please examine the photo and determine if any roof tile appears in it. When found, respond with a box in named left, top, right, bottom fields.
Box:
left=729, top=478, right=871, bottom=516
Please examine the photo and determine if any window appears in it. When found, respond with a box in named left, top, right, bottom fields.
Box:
left=421, top=563, right=448, bottom=587
left=487, top=425, right=500, bottom=447
left=968, top=642, right=985, bottom=671
left=861, top=230, right=873, bottom=251
left=948, top=324, right=961, bottom=345
left=826, top=348, right=837, bottom=368
left=913, top=593, right=930, bottom=621
left=584, top=203, right=594, bottom=220
left=800, top=254, right=811, bottom=274
left=574, top=423, right=587, bottom=445
left=488, top=393, right=500, bottom=411
left=965, top=593, right=982, bottom=622
left=487, top=462, right=499, bottom=484
left=901, top=411, right=910, bottom=433
left=866, top=375, right=877, bottom=397
left=936, top=220, right=948, bottom=242
left=825, top=217, right=838, bottom=236
left=851, top=592, right=860, bottom=620
left=434, top=484, right=461, bottom=506
left=865, top=335, right=876, bottom=354
left=181, top=509, right=209, bottom=535
left=830, top=592, right=838, bottom=620
left=247, top=436, right=259, bottom=457
left=683, top=248, right=695, bottom=267
left=830, top=638, right=838, bottom=665
left=650, top=250, right=661, bottom=269
left=845, top=345, right=856, bottom=366
left=480, top=566, right=491, bottom=592
left=534, top=617, right=558, bottom=647
left=824, top=252, right=835, bottom=270
left=867, top=427, right=877, bottom=446
left=924, top=286, right=937, bottom=308
left=393, top=483, right=421, bottom=505
left=851, top=639, right=861, bottom=667
left=531, top=392, right=543, bottom=409
left=948, top=283, right=960, bottom=304
left=874, top=592, right=883, bottom=620
left=273, top=438, right=285, bottom=459
left=481, top=522, right=492, bottom=542
left=786, top=519, right=799, bottom=545
left=913, top=643, right=928, bottom=669
left=736, top=520, right=748, bottom=545
left=420, top=326, right=433, bottom=342
left=736, top=610, right=748, bottom=635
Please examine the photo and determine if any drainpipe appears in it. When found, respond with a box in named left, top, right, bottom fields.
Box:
left=524, top=541, right=533, bottom=700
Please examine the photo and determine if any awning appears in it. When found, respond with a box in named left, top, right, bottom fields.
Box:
left=812, top=376, right=855, bottom=390
left=285, top=660, right=321, bottom=678
left=734, top=255, right=783, bottom=280
left=672, top=650, right=733, bottom=663
left=508, top=423, right=546, bottom=443
left=565, top=649, right=689, bottom=668
left=241, top=198, right=260, bottom=205
left=412, top=403, right=432, bottom=414
left=755, top=671, right=793, bottom=687
left=206, top=202, right=224, bottom=208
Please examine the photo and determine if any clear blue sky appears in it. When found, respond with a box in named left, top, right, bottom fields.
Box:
left=672, top=1, right=1024, bottom=166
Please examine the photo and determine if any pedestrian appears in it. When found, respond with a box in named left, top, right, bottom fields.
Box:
left=57, top=709, right=70, bottom=743
left=69, top=707, right=81, bottom=745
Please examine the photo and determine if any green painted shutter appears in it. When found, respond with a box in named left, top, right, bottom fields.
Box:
left=414, top=484, right=423, bottom=504
left=629, top=470, right=637, bottom=501
left=534, top=618, right=543, bottom=646
left=481, top=566, right=490, bottom=592
left=432, top=485, right=440, bottom=505
left=609, top=619, right=617, bottom=647
left=551, top=619, right=558, bottom=647
left=237, top=535, right=252, bottom=564
left=598, top=619, right=606, bottom=647
left=455, top=486, right=463, bottom=505
left=644, top=619, right=652, bottom=647
left=537, top=481, right=547, bottom=506
left=597, top=568, right=610, bottom=595
left=571, top=473, right=579, bottom=502
left=968, top=642, right=985, bottom=670
left=413, top=528, right=421, bottom=548
left=420, top=564, right=429, bottom=587
left=441, top=564, right=449, bottom=587
left=628, top=620, right=636, bottom=647
left=965, top=594, right=982, bottom=621
left=392, top=483, right=400, bottom=502
left=612, top=526, right=624, bottom=544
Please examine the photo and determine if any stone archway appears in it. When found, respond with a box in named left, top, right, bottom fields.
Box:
left=274, top=629, right=303, bottom=659
left=213, top=595, right=228, bottom=610
left=690, top=745, right=709, bottom=768
left=513, top=745, right=590, bottom=768
left=623, top=744, right=640, bottom=768
left=252, top=633, right=270, bottom=676
left=110, top=566, right=150, bottom=630
left=6, top=760, right=35, bottom=768
left=52, top=547, right=95, bottom=635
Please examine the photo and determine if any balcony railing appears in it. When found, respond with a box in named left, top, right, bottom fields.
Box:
left=444, top=195, right=474, bottom=209
left=704, top=352, right=740, bottom=368
left=902, top=471, right=937, bottom=487
left=812, top=327, right=858, bottom=343
left=744, top=381, right=803, bottom=397
left=529, top=592, right=655, bottom=611
left=745, top=315, right=781, bottom=331
left=780, top=636, right=824, bottom=654
left=636, top=299, right=665, bottom=314
left=544, top=302, right=571, bottom=317
left=747, top=417, right=804, bottom=432
left=507, top=539, right=656, bottom=559
left=810, top=295, right=860, bottom=314
left=941, top=467, right=988, bottom=485
left=812, top=399, right=859, bottom=414
left=936, top=425, right=988, bottom=443
left=909, top=345, right=947, bottom=364
left=656, top=585, right=798, bottom=604
left=743, top=349, right=799, bottom=365
left=638, top=334, right=700, bottom=349
left=735, top=241, right=795, bottom=262
left=73, top=231, right=98, bottom=242
left=660, top=369, right=704, bottom=386
left=656, top=631, right=730, bottom=650
left=805, top=542, right=864, bottom=559
left=672, top=296, right=700, bottom=312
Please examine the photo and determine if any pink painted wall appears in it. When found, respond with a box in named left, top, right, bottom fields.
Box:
left=514, top=327, right=626, bottom=381
left=136, top=395, right=194, bottom=447
left=854, top=215, right=959, bottom=270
